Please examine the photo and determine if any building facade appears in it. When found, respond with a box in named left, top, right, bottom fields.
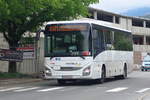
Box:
left=89, top=7, right=150, bottom=69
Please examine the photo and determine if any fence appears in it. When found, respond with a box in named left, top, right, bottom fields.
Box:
left=16, top=38, right=44, bottom=75
left=0, top=37, right=44, bottom=75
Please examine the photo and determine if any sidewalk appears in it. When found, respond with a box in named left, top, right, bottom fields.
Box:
left=138, top=93, right=150, bottom=100
left=0, top=78, right=42, bottom=86
left=143, top=94, right=150, bottom=100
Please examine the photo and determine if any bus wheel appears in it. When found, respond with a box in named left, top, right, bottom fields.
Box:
left=57, top=79, right=66, bottom=85
left=96, top=66, right=106, bottom=84
left=101, top=66, right=106, bottom=83
left=120, top=65, right=127, bottom=79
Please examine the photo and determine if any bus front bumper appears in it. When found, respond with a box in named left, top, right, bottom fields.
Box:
left=43, top=74, right=94, bottom=80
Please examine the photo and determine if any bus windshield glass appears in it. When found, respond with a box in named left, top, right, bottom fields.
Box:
left=44, top=23, right=91, bottom=57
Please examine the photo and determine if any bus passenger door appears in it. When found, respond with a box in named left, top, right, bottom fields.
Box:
left=92, top=29, right=105, bottom=78
left=93, top=29, right=105, bottom=58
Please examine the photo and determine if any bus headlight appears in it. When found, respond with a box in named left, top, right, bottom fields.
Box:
left=82, top=66, right=91, bottom=76
left=45, top=67, right=52, bottom=76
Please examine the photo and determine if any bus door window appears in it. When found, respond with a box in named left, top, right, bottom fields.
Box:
left=93, top=29, right=104, bottom=57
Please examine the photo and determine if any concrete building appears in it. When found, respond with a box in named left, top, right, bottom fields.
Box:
left=89, top=7, right=150, bottom=69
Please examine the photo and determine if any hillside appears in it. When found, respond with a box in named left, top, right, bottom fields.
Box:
left=141, top=14, right=150, bottom=19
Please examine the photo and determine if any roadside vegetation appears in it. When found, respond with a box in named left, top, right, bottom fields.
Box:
left=0, top=72, right=32, bottom=79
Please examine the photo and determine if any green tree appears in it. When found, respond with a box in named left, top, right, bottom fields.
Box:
left=0, top=0, right=98, bottom=73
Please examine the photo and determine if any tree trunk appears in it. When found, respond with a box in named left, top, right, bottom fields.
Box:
left=8, top=42, right=19, bottom=73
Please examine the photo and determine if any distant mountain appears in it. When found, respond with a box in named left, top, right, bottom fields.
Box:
left=123, top=7, right=150, bottom=17
left=141, top=14, right=150, bottom=19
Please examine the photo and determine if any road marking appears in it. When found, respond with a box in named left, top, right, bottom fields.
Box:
left=37, top=87, right=64, bottom=92
left=59, top=87, right=79, bottom=92
left=136, top=88, right=150, bottom=93
left=106, top=87, right=128, bottom=92
left=14, top=87, right=40, bottom=92
left=0, top=87, right=24, bottom=92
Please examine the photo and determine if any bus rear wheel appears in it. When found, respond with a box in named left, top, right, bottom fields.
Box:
left=115, top=65, right=127, bottom=79
left=120, top=65, right=127, bottom=79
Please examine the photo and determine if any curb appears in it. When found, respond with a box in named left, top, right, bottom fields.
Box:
left=0, top=78, right=42, bottom=86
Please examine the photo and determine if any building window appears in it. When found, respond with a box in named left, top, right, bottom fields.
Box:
left=87, top=12, right=94, bottom=19
left=115, top=16, right=120, bottom=24
left=133, top=35, right=144, bottom=45
left=146, top=36, right=150, bottom=45
left=132, top=19, right=143, bottom=27
left=87, top=10, right=94, bottom=19
left=97, top=13, right=113, bottom=23
left=146, top=21, right=150, bottom=28
left=88, top=15, right=94, bottom=19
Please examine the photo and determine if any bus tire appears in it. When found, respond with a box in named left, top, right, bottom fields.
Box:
left=96, top=66, right=106, bottom=84
left=57, top=79, right=66, bottom=85
left=120, top=64, right=127, bottom=79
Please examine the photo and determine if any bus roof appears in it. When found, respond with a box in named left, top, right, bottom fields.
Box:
left=46, top=18, right=131, bottom=33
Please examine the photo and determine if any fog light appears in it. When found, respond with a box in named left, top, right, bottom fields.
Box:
left=45, top=67, right=52, bottom=76
left=83, top=66, right=91, bottom=76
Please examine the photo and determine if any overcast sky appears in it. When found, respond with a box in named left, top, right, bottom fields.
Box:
left=91, top=0, right=150, bottom=14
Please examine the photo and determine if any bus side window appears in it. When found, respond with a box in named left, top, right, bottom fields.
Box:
left=104, top=30, right=114, bottom=50
left=114, top=31, right=133, bottom=51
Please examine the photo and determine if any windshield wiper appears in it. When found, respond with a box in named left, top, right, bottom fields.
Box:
left=79, top=55, right=85, bottom=59
left=50, top=57, right=54, bottom=60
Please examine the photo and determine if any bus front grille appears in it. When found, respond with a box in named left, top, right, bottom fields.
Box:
left=52, top=67, right=82, bottom=71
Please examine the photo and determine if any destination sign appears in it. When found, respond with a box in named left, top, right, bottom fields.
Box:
left=48, top=24, right=88, bottom=32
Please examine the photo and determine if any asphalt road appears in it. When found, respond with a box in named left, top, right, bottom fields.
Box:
left=0, top=71, right=150, bottom=100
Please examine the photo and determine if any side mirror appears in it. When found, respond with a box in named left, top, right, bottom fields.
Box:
left=106, top=44, right=114, bottom=50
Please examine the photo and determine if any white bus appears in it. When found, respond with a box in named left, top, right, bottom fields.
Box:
left=42, top=19, right=133, bottom=84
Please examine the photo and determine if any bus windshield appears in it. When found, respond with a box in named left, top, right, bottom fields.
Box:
left=44, top=23, right=91, bottom=57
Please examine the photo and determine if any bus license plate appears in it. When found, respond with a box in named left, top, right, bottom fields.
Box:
left=53, top=66, right=60, bottom=70
left=62, top=75, right=73, bottom=79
